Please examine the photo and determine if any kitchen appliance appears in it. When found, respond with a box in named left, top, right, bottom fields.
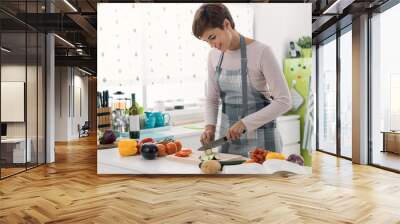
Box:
left=174, top=98, right=184, bottom=110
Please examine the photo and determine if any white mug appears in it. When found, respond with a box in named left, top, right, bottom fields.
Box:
left=153, top=100, right=165, bottom=112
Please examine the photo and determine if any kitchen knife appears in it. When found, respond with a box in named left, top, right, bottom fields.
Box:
left=197, top=130, right=247, bottom=151
left=197, top=136, right=228, bottom=151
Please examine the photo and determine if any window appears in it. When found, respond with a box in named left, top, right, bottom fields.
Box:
left=0, top=1, right=46, bottom=179
left=339, top=29, right=352, bottom=158
left=389, top=74, right=400, bottom=130
left=98, top=3, right=254, bottom=111
left=371, top=2, right=400, bottom=171
left=318, top=37, right=337, bottom=154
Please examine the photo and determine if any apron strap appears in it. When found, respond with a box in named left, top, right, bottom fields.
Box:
left=216, top=52, right=225, bottom=102
left=216, top=52, right=224, bottom=72
left=239, top=35, right=248, bottom=118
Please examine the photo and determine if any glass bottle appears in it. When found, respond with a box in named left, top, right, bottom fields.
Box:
left=128, top=93, right=140, bottom=139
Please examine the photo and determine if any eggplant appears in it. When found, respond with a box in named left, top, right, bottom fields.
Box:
left=140, top=143, right=158, bottom=160
left=286, top=154, right=304, bottom=166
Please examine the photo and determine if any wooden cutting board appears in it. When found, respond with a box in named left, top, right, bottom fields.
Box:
left=97, top=142, right=117, bottom=150
left=165, top=150, right=246, bottom=165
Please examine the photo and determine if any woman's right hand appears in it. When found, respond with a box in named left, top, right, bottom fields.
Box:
left=200, top=125, right=216, bottom=145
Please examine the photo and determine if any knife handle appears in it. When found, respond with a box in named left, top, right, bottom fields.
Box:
left=224, top=130, right=246, bottom=141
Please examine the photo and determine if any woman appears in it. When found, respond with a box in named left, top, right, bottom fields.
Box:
left=192, top=3, right=292, bottom=157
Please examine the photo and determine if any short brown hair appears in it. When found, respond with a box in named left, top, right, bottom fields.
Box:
left=192, top=3, right=235, bottom=39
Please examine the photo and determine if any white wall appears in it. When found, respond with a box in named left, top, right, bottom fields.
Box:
left=2, top=63, right=46, bottom=163
left=55, top=67, right=69, bottom=141
left=55, top=67, right=89, bottom=141
left=1, top=65, right=26, bottom=139
left=1, top=65, right=37, bottom=137
left=1, top=65, right=26, bottom=131
left=253, top=3, right=312, bottom=69
left=72, top=73, right=89, bottom=138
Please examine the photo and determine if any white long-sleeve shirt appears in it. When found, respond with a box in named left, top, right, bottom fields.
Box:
left=205, top=40, right=292, bottom=132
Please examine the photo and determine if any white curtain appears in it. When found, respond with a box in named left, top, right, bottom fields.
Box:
left=97, top=3, right=254, bottom=107
left=98, top=3, right=254, bottom=89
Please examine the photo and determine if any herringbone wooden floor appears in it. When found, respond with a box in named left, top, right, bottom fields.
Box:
left=1, top=135, right=400, bottom=224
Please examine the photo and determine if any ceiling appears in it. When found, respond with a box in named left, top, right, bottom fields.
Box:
left=0, top=0, right=394, bottom=75
left=1, top=0, right=98, bottom=74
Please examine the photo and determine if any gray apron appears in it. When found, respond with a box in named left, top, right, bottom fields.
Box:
left=216, top=35, right=282, bottom=157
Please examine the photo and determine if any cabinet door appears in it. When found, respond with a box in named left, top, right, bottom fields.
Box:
left=277, top=119, right=300, bottom=145
left=281, top=143, right=300, bottom=156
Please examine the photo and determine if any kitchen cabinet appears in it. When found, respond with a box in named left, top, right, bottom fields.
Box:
left=276, top=115, right=301, bottom=156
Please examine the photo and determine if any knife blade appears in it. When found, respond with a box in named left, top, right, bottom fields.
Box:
left=198, top=130, right=246, bottom=151
left=197, top=136, right=228, bottom=151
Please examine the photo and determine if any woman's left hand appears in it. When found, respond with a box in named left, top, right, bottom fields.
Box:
left=226, top=120, right=246, bottom=140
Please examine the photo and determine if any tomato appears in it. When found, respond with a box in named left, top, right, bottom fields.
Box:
left=175, top=151, right=191, bottom=157
left=250, top=148, right=266, bottom=164
left=166, top=142, right=177, bottom=155
left=156, top=144, right=167, bottom=157
left=140, top=137, right=155, bottom=145
left=180, top=148, right=192, bottom=153
left=174, top=140, right=183, bottom=152
left=174, top=148, right=192, bottom=157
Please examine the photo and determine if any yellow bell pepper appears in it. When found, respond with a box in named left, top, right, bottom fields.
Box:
left=118, top=139, right=138, bottom=156
left=265, top=152, right=286, bottom=160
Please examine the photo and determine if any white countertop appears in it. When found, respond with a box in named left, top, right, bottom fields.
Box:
left=137, top=124, right=203, bottom=141
left=98, top=148, right=203, bottom=174
left=97, top=148, right=311, bottom=175
left=100, top=115, right=308, bottom=175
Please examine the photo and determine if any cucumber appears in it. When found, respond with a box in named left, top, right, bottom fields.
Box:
left=199, top=149, right=217, bottom=161
left=219, top=160, right=247, bottom=166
